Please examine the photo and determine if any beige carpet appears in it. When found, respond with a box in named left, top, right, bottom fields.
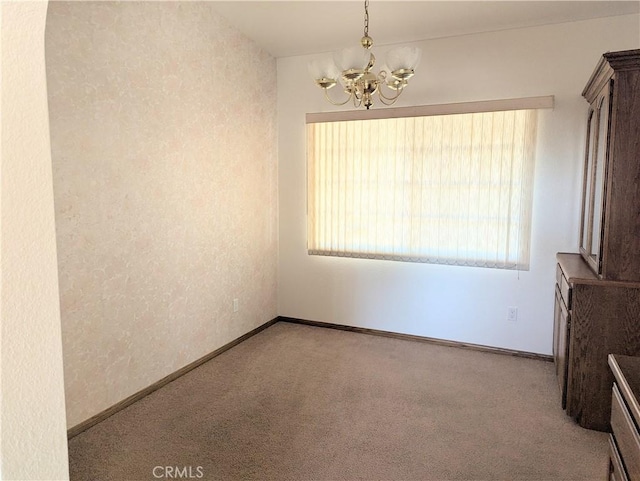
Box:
left=68, top=321, right=607, bottom=480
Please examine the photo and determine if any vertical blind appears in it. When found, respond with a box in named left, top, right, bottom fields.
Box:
left=307, top=109, right=538, bottom=269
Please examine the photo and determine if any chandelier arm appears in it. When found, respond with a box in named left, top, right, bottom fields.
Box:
left=322, top=88, right=355, bottom=106
left=377, top=94, right=399, bottom=106
left=378, top=85, right=404, bottom=103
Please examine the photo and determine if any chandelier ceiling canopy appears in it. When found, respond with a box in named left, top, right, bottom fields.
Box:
left=309, top=0, right=422, bottom=110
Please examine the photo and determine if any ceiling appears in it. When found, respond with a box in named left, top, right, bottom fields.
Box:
left=210, top=1, right=640, bottom=58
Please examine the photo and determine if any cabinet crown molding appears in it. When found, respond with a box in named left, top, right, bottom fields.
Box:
left=582, top=49, right=640, bottom=103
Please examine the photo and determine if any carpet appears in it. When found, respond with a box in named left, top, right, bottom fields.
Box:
left=68, top=321, right=607, bottom=480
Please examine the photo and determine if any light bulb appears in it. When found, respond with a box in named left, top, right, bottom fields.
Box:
left=333, top=46, right=368, bottom=73
left=386, top=46, right=422, bottom=72
left=308, top=57, right=339, bottom=81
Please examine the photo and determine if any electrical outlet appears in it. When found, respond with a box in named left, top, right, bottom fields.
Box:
left=507, top=307, right=518, bottom=322
left=233, top=298, right=239, bottom=313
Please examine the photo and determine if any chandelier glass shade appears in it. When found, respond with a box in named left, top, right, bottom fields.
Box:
left=309, top=0, right=421, bottom=110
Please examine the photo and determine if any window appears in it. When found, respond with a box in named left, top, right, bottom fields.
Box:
left=307, top=97, right=551, bottom=270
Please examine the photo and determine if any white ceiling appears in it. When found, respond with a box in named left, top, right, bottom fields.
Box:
left=210, top=1, right=640, bottom=58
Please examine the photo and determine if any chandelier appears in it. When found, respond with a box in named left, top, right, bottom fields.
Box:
left=309, top=0, right=421, bottom=110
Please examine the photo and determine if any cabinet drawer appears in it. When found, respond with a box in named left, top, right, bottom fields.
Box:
left=555, top=263, right=572, bottom=309
left=559, top=273, right=572, bottom=310
left=555, top=284, right=569, bottom=318
left=610, top=434, right=630, bottom=481
left=611, top=383, right=640, bottom=481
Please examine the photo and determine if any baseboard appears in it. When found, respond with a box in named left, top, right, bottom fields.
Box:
left=67, top=317, right=279, bottom=439
left=278, top=316, right=553, bottom=362
left=68, top=314, right=551, bottom=438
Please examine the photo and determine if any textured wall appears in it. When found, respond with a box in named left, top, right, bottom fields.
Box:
left=1, top=1, right=70, bottom=478
left=45, top=2, right=278, bottom=428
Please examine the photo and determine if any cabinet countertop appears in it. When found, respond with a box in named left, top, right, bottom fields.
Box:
left=608, top=354, right=640, bottom=425
left=557, top=253, right=640, bottom=288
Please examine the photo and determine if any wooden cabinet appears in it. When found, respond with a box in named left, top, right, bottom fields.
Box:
left=608, top=355, right=640, bottom=481
left=609, top=434, right=629, bottom=481
left=580, top=80, right=610, bottom=275
left=579, top=49, right=640, bottom=282
left=553, top=266, right=570, bottom=409
left=553, top=49, right=640, bottom=431
left=554, top=254, right=640, bottom=431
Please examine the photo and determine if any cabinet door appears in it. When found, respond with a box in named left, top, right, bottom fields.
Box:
left=580, top=80, right=613, bottom=276
left=580, top=107, right=597, bottom=255
left=554, top=286, right=570, bottom=409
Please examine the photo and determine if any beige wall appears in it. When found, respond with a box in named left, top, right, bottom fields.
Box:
left=45, top=2, right=278, bottom=428
left=1, top=1, right=70, bottom=479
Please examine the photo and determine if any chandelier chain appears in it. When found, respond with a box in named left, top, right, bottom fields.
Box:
left=363, top=0, right=369, bottom=38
